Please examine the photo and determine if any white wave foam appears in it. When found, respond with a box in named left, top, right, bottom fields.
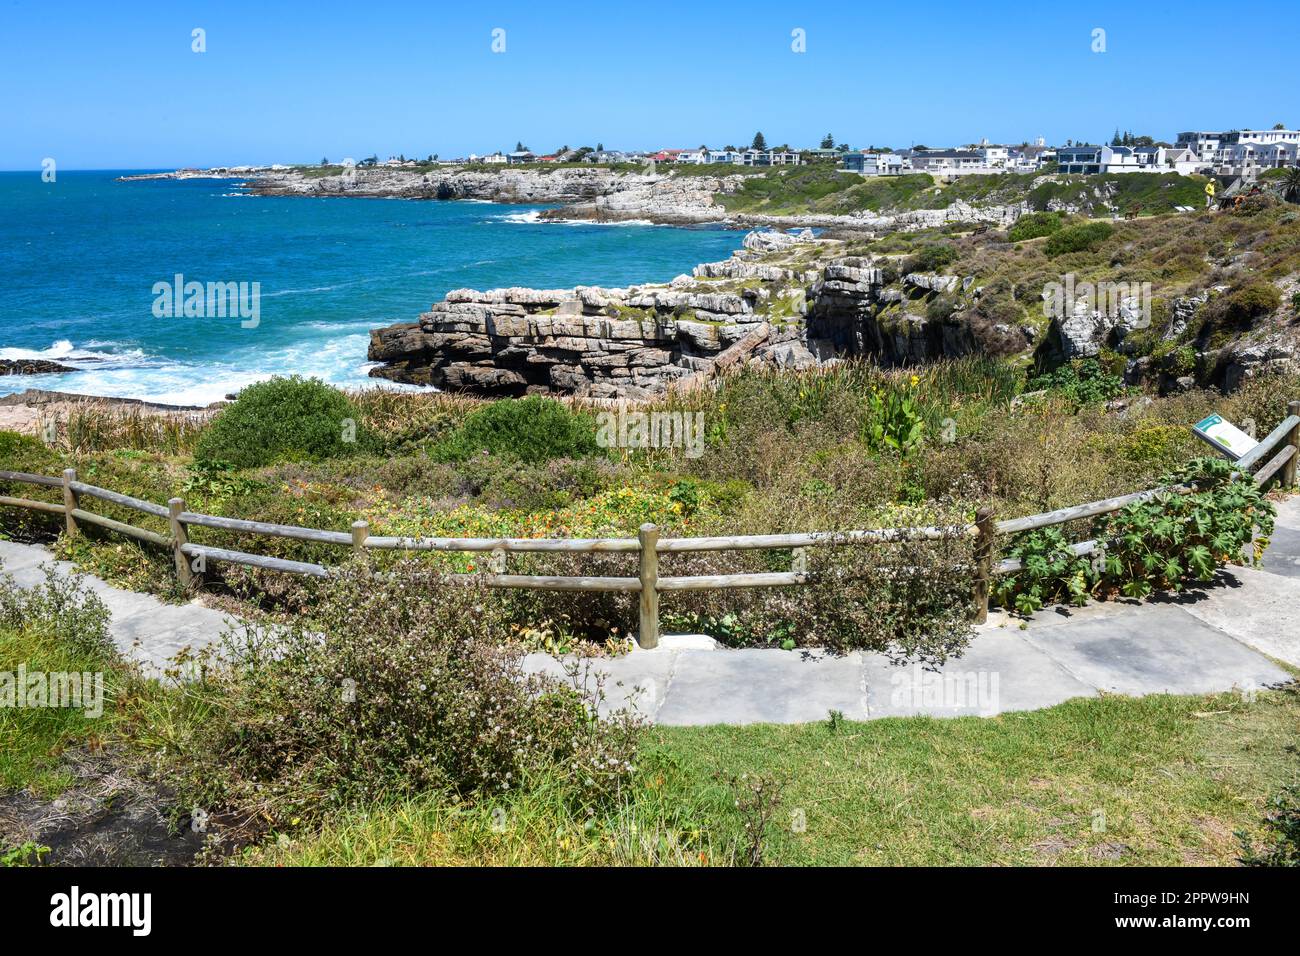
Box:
left=0, top=340, right=147, bottom=365
left=495, top=210, right=543, bottom=224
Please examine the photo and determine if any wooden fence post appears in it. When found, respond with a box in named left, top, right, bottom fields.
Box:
left=168, top=497, right=193, bottom=587
left=351, top=519, right=369, bottom=553
left=490, top=546, right=506, bottom=574
left=637, top=523, right=660, bottom=649
left=62, top=468, right=79, bottom=536
left=973, top=506, right=996, bottom=624
left=1285, top=400, right=1300, bottom=488
left=791, top=546, right=808, bottom=578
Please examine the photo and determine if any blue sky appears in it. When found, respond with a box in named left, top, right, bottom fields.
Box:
left=2, top=0, right=1297, bottom=170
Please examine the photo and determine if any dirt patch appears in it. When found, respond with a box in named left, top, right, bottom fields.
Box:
left=0, top=746, right=206, bottom=866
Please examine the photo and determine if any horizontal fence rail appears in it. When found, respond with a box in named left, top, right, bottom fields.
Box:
left=2, top=400, right=1297, bottom=647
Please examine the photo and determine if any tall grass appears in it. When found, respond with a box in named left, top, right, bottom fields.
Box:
left=54, top=401, right=207, bottom=455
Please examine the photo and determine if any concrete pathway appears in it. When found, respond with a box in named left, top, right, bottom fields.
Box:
left=2, top=498, right=1298, bottom=724
left=0, top=541, right=238, bottom=674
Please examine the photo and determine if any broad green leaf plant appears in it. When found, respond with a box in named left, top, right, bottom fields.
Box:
left=995, top=457, right=1275, bottom=615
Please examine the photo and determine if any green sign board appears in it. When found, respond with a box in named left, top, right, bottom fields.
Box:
left=1193, top=413, right=1258, bottom=460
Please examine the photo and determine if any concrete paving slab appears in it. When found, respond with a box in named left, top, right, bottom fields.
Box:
left=0, top=540, right=51, bottom=572
left=1174, top=566, right=1300, bottom=668
left=864, top=628, right=1099, bottom=718
left=521, top=651, right=674, bottom=720
left=110, top=603, right=237, bottom=672
left=1020, top=602, right=1291, bottom=696
left=1272, top=496, right=1300, bottom=531
left=1259, top=525, right=1300, bottom=579
left=654, top=649, right=866, bottom=725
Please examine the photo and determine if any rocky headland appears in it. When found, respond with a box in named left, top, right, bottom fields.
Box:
left=366, top=228, right=1030, bottom=398
left=368, top=208, right=1300, bottom=400
left=228, top=164, right=1037, bottom=232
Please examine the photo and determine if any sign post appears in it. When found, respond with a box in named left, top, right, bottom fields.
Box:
left=1192, top=413, right=1259, bottom=460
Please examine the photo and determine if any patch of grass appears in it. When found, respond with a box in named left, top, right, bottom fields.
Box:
left=243, top=686, right=1300, bottom=866
left=645, top=687, right=1300, bottom=866
left=0, top=571, right=116, bottom=795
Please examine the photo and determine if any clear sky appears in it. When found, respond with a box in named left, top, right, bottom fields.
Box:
left=2, top=0, right=1297, bottom=170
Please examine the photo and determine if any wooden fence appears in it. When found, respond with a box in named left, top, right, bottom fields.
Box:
left=3, top=401, right=1297, bottom=648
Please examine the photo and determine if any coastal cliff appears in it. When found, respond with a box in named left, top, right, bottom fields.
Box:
left=250, top=166, right=739, bottom=224
left=366, top=229, right=1030, bottom=397
left=368, top=203, right=1300, bottom=400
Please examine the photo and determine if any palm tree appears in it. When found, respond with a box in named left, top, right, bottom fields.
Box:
left=1280, top=167, right=1300, bottom=204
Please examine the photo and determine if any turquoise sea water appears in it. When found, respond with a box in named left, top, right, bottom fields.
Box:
left=0, top=171, right=743, bottom=404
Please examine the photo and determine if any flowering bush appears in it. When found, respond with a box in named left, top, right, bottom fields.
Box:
left=172, top=562, right=642, bottom=836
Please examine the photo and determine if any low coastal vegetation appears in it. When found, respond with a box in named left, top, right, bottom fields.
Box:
left=5, top=362, right=1299, bottom=867
left=3, top=363, right=1297, bottom=646
left=715, top=167, right=1209, bottom=219
left=3, top=566, right=1298, bottom=867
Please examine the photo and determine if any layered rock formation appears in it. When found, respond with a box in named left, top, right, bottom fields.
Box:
left=0, top=359, right=75, bottom=376
left=367, top=230, right=1032, bottom=396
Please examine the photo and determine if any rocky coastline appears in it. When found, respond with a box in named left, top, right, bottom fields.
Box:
left=365, top=229, right=1031, bottom=398
left=153, top=164, right=1030, bottom=233
left=367, top=222, right=1300, bottom=401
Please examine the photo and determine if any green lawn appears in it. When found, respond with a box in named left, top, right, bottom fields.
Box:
left=0, top=625, right=110, bottom=796
left=251, top=687, right=1300, bottom=867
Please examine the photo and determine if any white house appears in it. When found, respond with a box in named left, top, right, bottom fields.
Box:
left=977, top=144, right=1009, bottom=168
left=842, top=151, right=907, bottom=175
left=1175, top=131, right=1224, bottom=164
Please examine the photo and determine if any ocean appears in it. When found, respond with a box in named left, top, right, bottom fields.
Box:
left=0, top=171, right=744, bottom=405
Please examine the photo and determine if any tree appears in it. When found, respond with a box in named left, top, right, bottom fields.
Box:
left=321, top=156, right=329, bottom=165
left=515, top=141, right=529, bottom=152
left=1274, top=122, right=1287, bottom=130
left=820, top=133, right=835, bottom=149
left=596, top=142, right=604, bottom=152
left=751, top=131, right=767, bottom=151
left=1281, top=167, right=1300, bottom=204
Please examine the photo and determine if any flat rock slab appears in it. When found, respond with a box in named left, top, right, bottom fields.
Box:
left=1019, top=602, right=1291, bottom=695
left=1174, top=566, right=1300, bottom=668
left=654, top=649, right=866, bottom=725
left=864, top=628, right=1096, bottom=718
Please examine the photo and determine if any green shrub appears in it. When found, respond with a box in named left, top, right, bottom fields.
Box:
left=1044, top=221, right=1114, bottom=257
left=433, top=396, right=600, bottom=464
left=1007, top=212, right=1064, bottom=243
left=194, top=376, right=371, bottom=469
left=171, top=563, right=641, bottom=832
left=905, top=243, right=959, bottom=274
left=994, top=457, right=1274, bottom=613
left=0, top=565, right=113, bottom=660
left=1210, top=282, right=1283, bottom=329
left=1027, top=359, right=1125, bottom=405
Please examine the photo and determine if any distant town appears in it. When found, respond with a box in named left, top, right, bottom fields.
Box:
left=357, top=126, right=1296, bottom=182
